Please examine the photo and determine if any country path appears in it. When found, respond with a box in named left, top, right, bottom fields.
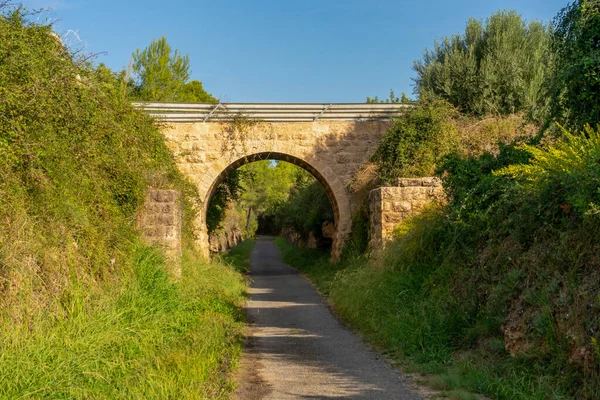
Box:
left=234, top=236, right=423, bottom=400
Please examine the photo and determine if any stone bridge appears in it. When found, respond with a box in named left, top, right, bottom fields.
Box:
left=139, top=102, right=409, bottom=259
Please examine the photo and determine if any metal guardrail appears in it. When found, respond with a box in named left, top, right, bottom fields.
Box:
left=133, top=102, right=412, bottom=123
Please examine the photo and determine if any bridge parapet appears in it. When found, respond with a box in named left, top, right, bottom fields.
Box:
left=135, top=102, right=411, bottom=123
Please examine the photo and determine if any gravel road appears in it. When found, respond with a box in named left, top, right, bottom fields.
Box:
left=234, top=236, right=422, bottom=400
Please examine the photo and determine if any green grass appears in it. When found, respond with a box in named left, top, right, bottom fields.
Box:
left=275, top=236, right=591, bottom=400
left=220, top=239, right=256, bottom=274
left=274, top=237, right=349, bottom=294
left=0, top=245, right=247, bottom=399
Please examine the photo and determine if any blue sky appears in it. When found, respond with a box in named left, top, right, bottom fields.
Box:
left=22, top=0, right=568, bottom=102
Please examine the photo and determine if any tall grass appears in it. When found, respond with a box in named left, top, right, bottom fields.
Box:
left=0, top=245, right=247, bottom=399
left=219, top=239, right=256, bottom=274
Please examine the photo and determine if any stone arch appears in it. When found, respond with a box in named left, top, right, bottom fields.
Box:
left=195, top=150, right=352, bottom=261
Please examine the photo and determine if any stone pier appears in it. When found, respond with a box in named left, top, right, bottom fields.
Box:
left=137, top=189, right=182, bottom=278
left=369, top=178, right=443, bottom=249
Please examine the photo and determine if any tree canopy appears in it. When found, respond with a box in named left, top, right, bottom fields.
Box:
left=131, top=35, right=216, bottom=102
left=413, top=10, right=551, bottom=119
left=178, top=80, right=217, bottom=103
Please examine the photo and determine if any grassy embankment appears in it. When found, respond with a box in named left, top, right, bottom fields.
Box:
left=218, top=239, right=255, bottom=274
left=275, top=127, right=600, bottom=400
left=0, top=7, right=254, bottom=398
left=0, top=248, right=248, bottom=399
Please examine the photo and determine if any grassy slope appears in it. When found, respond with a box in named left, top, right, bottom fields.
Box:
left=275, top=123, right=600, bottom=400
left=276, top=226, right=600, bottom=400
left=219, top=239, right=256, bottom=274
left=0, top=247, right=247, bottom=399
left=0, top=8, right=254, bottom=398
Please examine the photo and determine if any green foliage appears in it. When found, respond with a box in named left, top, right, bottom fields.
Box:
left=367, top=88, right=413, bottom=104
left=214, top=160, right=334, bottom=247
left=179, top=79, right=218, bottom=103
left=208, top=161, right=317, bottom=239
left=0, top=6, right=246, bottom=396
left=223, top=160, right=311, bottom=236
left=0, top=245, right=246, bottom=399
left=131, top=35, right=190, bottom=101
left=437, top=143, right=530, bottom=216
left=548, top=0, right=600, bottom=131
left=0, top=9, right=192, bottom=268
left=219, top=238, right=255, bottom=274
left=130, top=36, right=216, bottom=103
left=273, top=180, right=334, bottom=238
left=280, top=124, right=600, bottom=398
left=350, top=6, right=600, bottom=397
left=497, top=124, right=600, bottom=218
left=238, top=161, right=308, bottom=217
left=414, top=10, right=551, bottom=119
left=371, top=101, right=460, bottom=180
left=342, top=209, right=370, bottom=258
left=367, top=88, right=412, bottom=104
left=207, top=170, right=242, bottom=234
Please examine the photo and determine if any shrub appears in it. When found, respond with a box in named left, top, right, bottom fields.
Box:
left=371, top=101, right=460, bottom=181
left=497, top=124, right=600, bottom=220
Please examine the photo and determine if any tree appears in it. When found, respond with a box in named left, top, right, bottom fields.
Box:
left=131, top=36, right=215, bottom=102
left=178, top=80, right=217, bottom=103
left=220, top=161, right=310, bottom=234
left=548, top=0, right=600, bottom=131
left=131, top=35, right=189, bottom=101
left=413, top=10, right=551, bottom=119
left=400, top=92, right=412, bottom=104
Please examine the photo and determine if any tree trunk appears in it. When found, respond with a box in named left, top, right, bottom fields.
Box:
left=245, top=207, right=253, bottom=232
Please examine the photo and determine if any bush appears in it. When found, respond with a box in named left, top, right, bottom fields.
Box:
left=498, top=124, right=600, bottom=219
left=0, top=5, right=193, bottom=317
left=274, top=180, right=334, bottom=239
left=371, top=101, right=460, bottom=181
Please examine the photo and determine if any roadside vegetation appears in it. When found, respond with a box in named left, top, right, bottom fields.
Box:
left=279, top=126, right=600, bottom=399
left=275, top=2, right=600, bottom=399
left=220, top=238, right=256, bottom=274
left=0, top=5, right=247, bottom=398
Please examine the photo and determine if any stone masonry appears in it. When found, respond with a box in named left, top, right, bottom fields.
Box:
left=160, top=120, right=392, bottom=260
left=138, top=189, right=182, bottom=278
left=369, top=178, right=443, bottom=249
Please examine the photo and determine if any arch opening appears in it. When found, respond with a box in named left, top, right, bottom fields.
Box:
left=198, top=152, right=351, bottom=260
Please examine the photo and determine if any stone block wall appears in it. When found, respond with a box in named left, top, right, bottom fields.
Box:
left=137, top=189, right=182, bottom=278
left=369, top=178, right=443, bottom=249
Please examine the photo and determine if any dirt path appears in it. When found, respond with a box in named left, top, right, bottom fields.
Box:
left=234, top=236, right=422, bottom=399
